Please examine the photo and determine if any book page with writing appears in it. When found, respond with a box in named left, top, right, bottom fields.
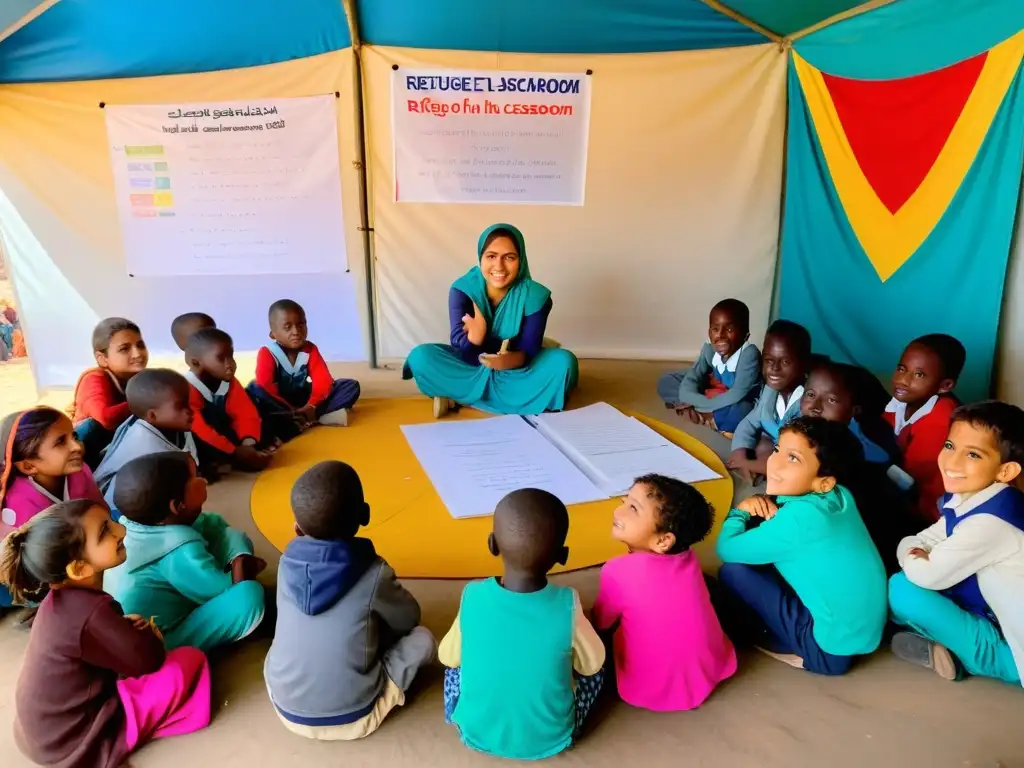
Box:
left=401, top=416, right=606, bottom=519
left=530, top=403, right=720, bottom=495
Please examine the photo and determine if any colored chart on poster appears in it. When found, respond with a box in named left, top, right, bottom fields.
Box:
left=105, top=95, right=347, bottom=276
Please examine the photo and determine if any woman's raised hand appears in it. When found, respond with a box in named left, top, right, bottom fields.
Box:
left=462, top=301, right=488, bottom=346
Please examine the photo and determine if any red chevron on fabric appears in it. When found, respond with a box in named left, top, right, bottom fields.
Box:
left=821, top=53, right=987, bottom=214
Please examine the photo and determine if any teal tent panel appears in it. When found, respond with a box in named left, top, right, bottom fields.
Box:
left=723, top=0, right=861, bottom=36
left=356, top=0, right=764, bottom=53
left=795, top=0, right=1024, bottom=79
left=778, top=59, right=1024, bottom=402
left=0, top=0, right=350, bottom=83
left=0, top=0, right=48, bottom=37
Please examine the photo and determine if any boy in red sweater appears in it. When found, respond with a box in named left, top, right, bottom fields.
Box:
left=246, top=299, right=360, bottom=442
left=184, top=327, right=275, bottom=477
left=71, top=318, right=149, bottom=468
left=884, top=334, right=966, bottom=522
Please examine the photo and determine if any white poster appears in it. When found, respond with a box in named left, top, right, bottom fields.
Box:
left=105, top=95, right=347, bottom=277
left=392, top=68, right=592, bottom=205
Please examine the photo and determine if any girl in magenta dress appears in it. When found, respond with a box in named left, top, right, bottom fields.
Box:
left=594, top=474, right=736, bottom=711
left=0, top=407, right=107, bottom=607
left=0, top=499, right=210, bottom=768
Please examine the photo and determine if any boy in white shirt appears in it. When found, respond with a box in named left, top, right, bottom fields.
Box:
left=889, top=401, right=1024, bottom=685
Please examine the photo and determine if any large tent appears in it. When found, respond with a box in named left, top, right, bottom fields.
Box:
left=1, top=0, right=1022, bottom=405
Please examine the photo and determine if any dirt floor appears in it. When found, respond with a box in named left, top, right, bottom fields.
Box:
left=1, top=359, right=1022, bottom=767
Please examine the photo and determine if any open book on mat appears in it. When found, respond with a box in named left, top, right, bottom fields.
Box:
left=401, top=402, right=720, bottom=519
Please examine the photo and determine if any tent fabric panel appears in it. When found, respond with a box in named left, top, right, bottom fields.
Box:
left=795, top=0, right=1024, bottom=79
left=0, top=0, right=350, bottom=84
left=355, top=0, right=764, bottom=54
left=997, top=194, right=1024, bottom=404
left=362, top=44, right=786, bottom=364
left=0, top=0, right=50, bottom=40
left=0, top=50, right=369, bottom=388
left=778, top=58, right=1024, bottom=402
left=722, top=0, right=863, bottom=36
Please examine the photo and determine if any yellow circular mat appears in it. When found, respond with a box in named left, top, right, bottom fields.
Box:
left=251, top=399, right=734, bottom=578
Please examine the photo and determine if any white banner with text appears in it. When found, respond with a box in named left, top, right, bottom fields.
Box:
left=391, top=68, right=592, bottom=205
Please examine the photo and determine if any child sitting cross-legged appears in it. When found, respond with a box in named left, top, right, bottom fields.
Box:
left=440, top=489, right=605, bottom=760
left=593, top=474, right=736, bottom=711
left=727, top=320, right=811, bottom=483
left=655, top=299, right=761, bottom=436
left=885, top=333, right=966, bottom=522
left=658, top=299, right=761, bottom=436
left=104, top=452, right=266, bottom=652
left=1, top=500, right=210, bottom=768
left=713, top=416, right=887, bottom=675
left=889, top=401, right=1024, bottom=686
left=265, top=461, right=436, bottom=740
left=70, top=317, right=149, bottom=468
left=93, top=369, right=198, bottom=512
left=184, top=327, right=275, bottom=476
left=247, top=299, right=361, bottom=441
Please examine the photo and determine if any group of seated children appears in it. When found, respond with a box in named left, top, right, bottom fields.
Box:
left=64, top=299, right=360, bottom=486
left=660, top=299, right=1023, bottom=686
left=1, top=295, right=1022, bottom=765
left=6, top=397, right=1021, bottom=766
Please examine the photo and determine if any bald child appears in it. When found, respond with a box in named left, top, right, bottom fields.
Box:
left=439, top=489, right=606, bottom=760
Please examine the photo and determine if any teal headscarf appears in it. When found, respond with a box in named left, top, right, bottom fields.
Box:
left=451, top=223, right=552, bottom=341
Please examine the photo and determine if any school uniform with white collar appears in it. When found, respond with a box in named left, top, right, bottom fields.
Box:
left=889, top=483, right=1024, bottom=685
left=730, top=381, right=805, bottom=453
left=884, top=394, right=958, bottom=522
left=184, top=371, right=264, bottom=465
left=657, top=341, right=761, bottom=433
left=246, top=341, right=360, bottom=442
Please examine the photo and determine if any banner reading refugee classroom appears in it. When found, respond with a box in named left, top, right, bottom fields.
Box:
left=392, top=68, right=592, bottom=205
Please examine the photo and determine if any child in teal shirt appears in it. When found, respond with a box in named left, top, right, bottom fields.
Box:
left=714, top=416, right=887, bottom=675
left=438, top=489, right=605, bottom=760
left=104, top=451, right=266, bottom=652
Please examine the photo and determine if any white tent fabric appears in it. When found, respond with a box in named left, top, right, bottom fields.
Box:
left=364, top=43, right=786, bottom=363
left=0, top=51, right=369, bottom=388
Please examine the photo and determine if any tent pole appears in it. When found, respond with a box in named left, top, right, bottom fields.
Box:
left=787, top=0, right=898, bottom=42
left=0, top=0, right=63, bottom=45
left=698, top=0, right=782, bottom=42
left=341, top=0, right=379, bottom=368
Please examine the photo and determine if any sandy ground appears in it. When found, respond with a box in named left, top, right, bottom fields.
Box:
left=1, top=359, right=1022, bottom=767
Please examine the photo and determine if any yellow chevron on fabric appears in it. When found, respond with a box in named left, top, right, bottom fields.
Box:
left=792, top=31, right=1024, bottom=282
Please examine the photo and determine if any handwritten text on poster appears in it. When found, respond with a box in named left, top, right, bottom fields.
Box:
left=105, top=95, right=346, bottom=277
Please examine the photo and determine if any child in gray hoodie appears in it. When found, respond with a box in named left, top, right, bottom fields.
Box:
left=264, top=460, right=436, bottom=740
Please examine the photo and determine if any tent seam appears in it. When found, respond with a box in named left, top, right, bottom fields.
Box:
left=698, top=0, right=781, bottom=42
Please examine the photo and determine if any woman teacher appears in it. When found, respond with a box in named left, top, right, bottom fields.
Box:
left=403, top=224, right=578, bottom=417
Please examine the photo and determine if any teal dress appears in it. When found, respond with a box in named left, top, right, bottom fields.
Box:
left=403, top=223, right=578, bottom=415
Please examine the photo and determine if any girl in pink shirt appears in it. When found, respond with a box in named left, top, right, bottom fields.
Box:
left=0, top=407, right=106, bottom=544
left=593, top=474, right=736, bottom=711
